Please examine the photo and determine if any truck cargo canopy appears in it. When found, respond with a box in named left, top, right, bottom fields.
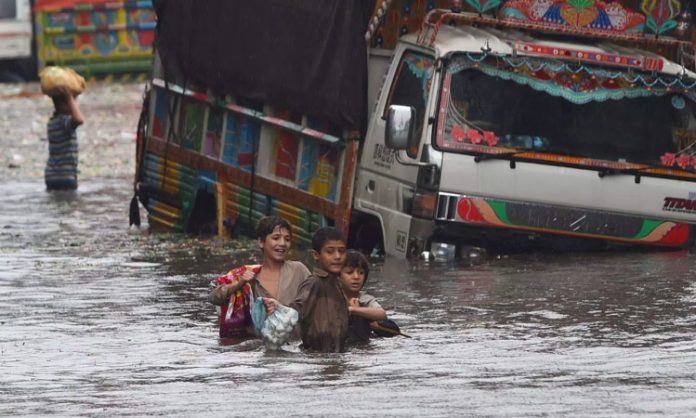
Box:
left=153, top=0, right=374, bottom=131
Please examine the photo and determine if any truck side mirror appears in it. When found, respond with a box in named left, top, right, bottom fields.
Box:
left=385, top=104, right=416, bottom=151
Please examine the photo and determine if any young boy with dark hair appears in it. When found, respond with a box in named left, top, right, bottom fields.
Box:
left=209, top=216, right=310, bottom=338
left=45, top=87, right=84, bottom=190
left=340, top=250, right=387, bottom=342
left=264, top=226, right=350, bottom=352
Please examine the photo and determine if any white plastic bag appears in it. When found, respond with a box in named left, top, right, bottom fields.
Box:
left=251, top=297, right=299, bottom=350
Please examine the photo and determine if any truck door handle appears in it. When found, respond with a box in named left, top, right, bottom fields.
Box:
left=367, top=180, right=375, bottom=193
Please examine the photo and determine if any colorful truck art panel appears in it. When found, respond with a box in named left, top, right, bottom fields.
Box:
left=145, top=80, right=350, bottom=238
left=500, top=0, right=684, bottom=35
left=298, top=116, right=342, bottom=201
left=34, top=0, right=155, bottom=77
left=203, top=108, right=223, bottom=159
left=150, top=88, right=169, bottom=140
left=149, top=84, right=343, bottom=205
left=221, top=100, right=262, bottom=172
left=371, top=0, right=687, bottom=48
left=298, top=139, right=340, bottom=201
left=455, top=196, right=691, bottom=246
left=142, top=153, right=197, bottom=231
left=370, top=0, right=451, bottom=49
left=178, top=98, right=205, bottom=151
left=640, top=0, right=682, bottom=34
left=217, top=179, right=325, bottom=247
left=222, top=115, right=259, bottom=172
left=271, top=110, right=302, bottom=182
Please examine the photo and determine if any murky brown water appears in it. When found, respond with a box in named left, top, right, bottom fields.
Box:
left=2, top=83, right=696, bottom=417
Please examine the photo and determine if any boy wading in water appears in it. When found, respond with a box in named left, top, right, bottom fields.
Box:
left=45, top=86, right=83, bottom=190
left=264, top=227, right=350, bottom=352
left=340, top=250, right=387, bottom=343
left=209, top=216, right=310, bottom=338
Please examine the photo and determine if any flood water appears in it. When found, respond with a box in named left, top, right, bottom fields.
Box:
left=2, top=83, right=696, bottom=417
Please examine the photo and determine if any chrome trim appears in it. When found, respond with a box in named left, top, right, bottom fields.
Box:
left=435, top=192, right=459, bottom=221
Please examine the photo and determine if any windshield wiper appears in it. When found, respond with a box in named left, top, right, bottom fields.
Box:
left=597, top=166, right=650, bottom=183
left=473, top=151, right=522, bottom=168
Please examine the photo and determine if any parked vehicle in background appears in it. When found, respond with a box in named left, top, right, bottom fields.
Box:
left=33, top=0, right=155, bottom=80
left=0, top=0, right=154, bottom=82
left=0, top=0, right=33, bottom=81
left=133, top=0, right=696, bottom=259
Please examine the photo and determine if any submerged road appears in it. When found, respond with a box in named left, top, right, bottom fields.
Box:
left=1, top=82, right=696, bottom=417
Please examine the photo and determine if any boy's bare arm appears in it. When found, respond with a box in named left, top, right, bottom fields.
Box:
left=56, top=86, right=83, bottom=127
left=349, top=306, right=386, bottom=321
left=208, top=284, right=235, bottom=305
left=65, top=94, right=84, bottom=127
left=348, top=298, right=387, bottom=321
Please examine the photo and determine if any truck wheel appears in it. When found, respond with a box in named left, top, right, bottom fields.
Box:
left=187, top=189, right=218, bottom=235
left=406, top=239, right=421, bottom=259
left=352, top=217, right=382, bottom=255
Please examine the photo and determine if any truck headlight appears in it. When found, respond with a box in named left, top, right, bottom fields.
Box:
left=412, top=190, right=437, bottom=218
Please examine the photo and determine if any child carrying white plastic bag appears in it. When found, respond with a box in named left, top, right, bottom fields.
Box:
left=251, top=297, right=299, bottom=350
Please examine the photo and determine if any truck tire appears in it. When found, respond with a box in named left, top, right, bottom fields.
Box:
left=352, top=216, right=383, bottom=255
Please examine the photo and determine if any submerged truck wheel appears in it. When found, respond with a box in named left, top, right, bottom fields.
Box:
left=350, top=215, right=383, bottom=256
left=187, top=189, right=218, bottom=235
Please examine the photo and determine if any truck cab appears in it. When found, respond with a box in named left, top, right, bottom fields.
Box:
left=355, top=14, right=696, bottom=258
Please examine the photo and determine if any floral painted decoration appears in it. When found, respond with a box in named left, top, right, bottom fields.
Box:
left=660, top=152, right=677, bottom=166
left=640, top=0, right=681, bottom=35
left=660, top=152, right=696, bottom=170
left=467, top=128, right=483, bottom=144
left=465, top=0, right=502, bottom=14
left=450, top=125, right=499, bottom=146
left=452, top=125, right=467, bottom=142
left=483, top=131, right=499, bottom=146
left=500, top=0, right=646, bottom=32
left=676, top=153, right=691, bottom=169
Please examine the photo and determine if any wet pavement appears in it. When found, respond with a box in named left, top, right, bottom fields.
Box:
left=1, top=82, right=696, bottom=417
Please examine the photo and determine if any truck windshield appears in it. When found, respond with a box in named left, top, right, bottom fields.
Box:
left=436, top=54, right=696, bottom=170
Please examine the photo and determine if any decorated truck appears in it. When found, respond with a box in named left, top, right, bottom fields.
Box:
left=33, top=0, right=155, bottom=80
left=0, top=0, right=154, bottom=81
left=132, top=0, right=696, bottom=258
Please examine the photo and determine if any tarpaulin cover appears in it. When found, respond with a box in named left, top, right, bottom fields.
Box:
left=153, top=0, right=375, bottom=131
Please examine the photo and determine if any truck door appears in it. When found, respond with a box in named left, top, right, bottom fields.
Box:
left=355, top=46, right=436, bottom=257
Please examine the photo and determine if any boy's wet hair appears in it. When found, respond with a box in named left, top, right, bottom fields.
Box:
left=256, top=216, right=292, bottom=240
left=344, top=250, right=370, bottom=283
left=311, top=226, right=344, bottom=252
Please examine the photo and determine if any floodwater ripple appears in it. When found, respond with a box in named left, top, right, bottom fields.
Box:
left=1, top=177, right=696, bottom=417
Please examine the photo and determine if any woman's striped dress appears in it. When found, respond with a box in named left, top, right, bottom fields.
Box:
left=45, top=114, right=78, bottom=190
